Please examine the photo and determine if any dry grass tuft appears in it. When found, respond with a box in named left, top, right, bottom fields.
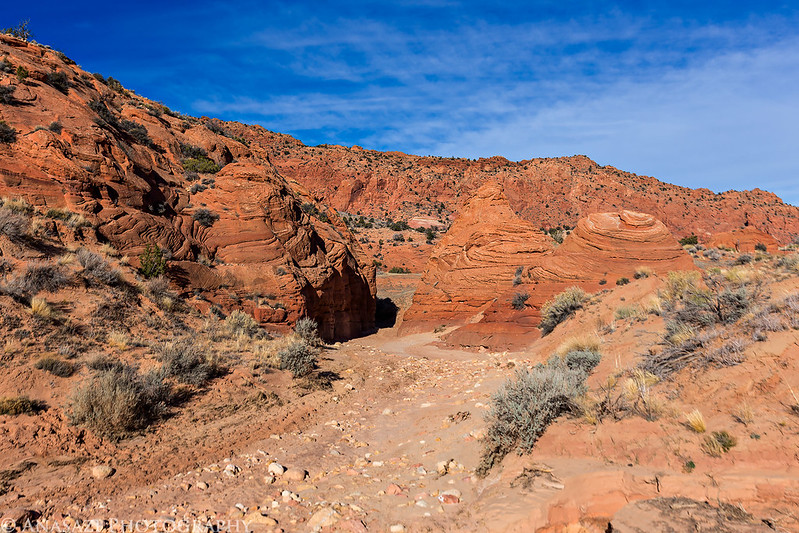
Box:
left=684, top=409, right=706, bottom=433
left=106, top=331, right=129, bottom=350
left=643, top=296, right=663, bottom=315
left=634, top=266, right=654, bottom=279
left=614, top=305, right=640, bottom=320
left=30, top=296, right=53, bottom=318
left=556, top=334, right=601, bottom=357
left=733, top=401, right=754, bottom=426
left=662, top=270, right=702, bottom=301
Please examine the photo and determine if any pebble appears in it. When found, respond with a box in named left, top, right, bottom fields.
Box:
left=268, top=462, right=285, bottom=476
left=196, top=481, right=209, bottom=490
left=224, top=464, right=240, bottom=477
left=283, top=468, right=307, bottom=482
left=389, top=525, right=406, bottom=533
left=91, top=465, right=115, bottom=480
left=307, top=508, right=339, bottom=530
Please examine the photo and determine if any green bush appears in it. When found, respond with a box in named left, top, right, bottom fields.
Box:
left=2, top=20, right=33, bottom=40
left=45, top=71, right=70, bottom=94
left=616, top=277, right=630, bottom=286
left=35, top=357, right=76, bottom=377
left=139, top=244, right=166, bottom=279
left=477, top=358, right=586, bottom=476
left=182, top=157, right=220, bottom=174
left=755, top=242, right=767, bottom=252
left=279, top=340, right=319, bottom=377
left=193, top=208, right=219, bottom=227
left=180, top=143, right=207, bottom=159
left=119, top=119, right=151, bottom=146
left=679, top=235, right=698, bottom=246
left=539, top=287, right=587, bottom=335
left=388, top=266, right=410, bottom=274
left=0, top=121, right=17, bottom=143
left=15, top=65, right=28, bottom=81
left=69, top=365, right=171, bottom=438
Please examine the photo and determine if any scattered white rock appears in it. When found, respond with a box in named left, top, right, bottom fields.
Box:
left=390, top=525, right=406, bottom=533
left=307, top=508, right=339, bottom=531
left=267, top=462, right=285, bottom=477
left=91, top=465, right=115, bottom=480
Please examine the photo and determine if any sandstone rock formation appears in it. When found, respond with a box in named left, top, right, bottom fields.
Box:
left=0, top=34, right=374, bottom=339
left=403, top=186, right=695, bottom=347
left=707, top=226, right=782, bottom=253
left=239, top=128, right=799, bottom=244
left=400, top=183, right=552, bottom=334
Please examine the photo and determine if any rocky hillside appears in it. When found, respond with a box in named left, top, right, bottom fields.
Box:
left=236, top=128, right=799, bottom=244
left=0, top=34, right=375, bottom=339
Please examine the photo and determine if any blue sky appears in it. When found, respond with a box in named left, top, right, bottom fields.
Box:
left=5, top=1, right=799, bottom=204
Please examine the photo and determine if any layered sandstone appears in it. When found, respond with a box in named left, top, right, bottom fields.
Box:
left=400, top=183, right=552, bottom=332
left=234, top=128, right=799, bottom=244
left=403, top=186, right=694, bottom=346
left=0, top=34, right=374, bottom=339
left=707, top=226, right=782, bottom=253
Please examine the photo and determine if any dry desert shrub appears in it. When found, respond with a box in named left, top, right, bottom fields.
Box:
left=153, top=339, right=221, bottom=386
left=69, top=365, right=171, bottom=438
left=661, top=270, right=702, bottom=302
left=539, top=286, right=587, bottom=335
left=4, top=261, right=70, bottom=297
left=225, top=310, right=259, bottom=338
left=643, top=295, right=663, bottom=315
left=623, top=370, right=663, bottom=421
left=278, top=340, right=319, bottom=377
left=106, top=331, right=129, bottom=350
left=77, top=248, right=122, bottom=286
left=477, top=357, right=588, bottom=477
left=634, top=266, right=653, bottom=279
left=35, top=356, right=76, bottom=377
left=295, top=317, right=322, bottom=346
left=0, top=206, right=29, bottom=240
left=702, top=430, right=737, bottom=457
left=0, top=396, right=45, bottom=416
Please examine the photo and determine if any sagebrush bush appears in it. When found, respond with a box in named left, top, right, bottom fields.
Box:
left=563, top=349, right=601, bottom=374
left=5, top=262, right=69, bottom=296
left=279, top=340, right=319, bottom=377
left=477, top=358, right=586, bottom=476
left=193, top=208, right=219, bottom=227
left=0, top=396, right=45, bottom=416
left=225, top=310, right=259, bottom=338
left=511, top=292, right=530, bottom=310
left=295, top=317, right=321, bottom=346
left=35, top=357, right=76, bottom=377
left=77, top=248, right=121, bottom=285
left=155, top=339, right=220, bottom=386
left=614, top=305, right=640, bottom=320
left=0, top=207, right=29, bottom=239
left=539, top=287, right=587, bottom=334
left=69, top=365, right=171, bottom=438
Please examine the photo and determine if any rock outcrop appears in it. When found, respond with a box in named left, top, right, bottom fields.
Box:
left=403, top=186, right=694, bottom=346
left=0, top=34, right=374, bottom=339
left=400, top=183, right=552, bottom=334
left=242, top=129, right=799, bottom=244
left=707, top=226, right=782, bottom=254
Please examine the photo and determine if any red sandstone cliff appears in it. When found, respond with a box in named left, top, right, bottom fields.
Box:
left=0, top=34, right=374, bottom=339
